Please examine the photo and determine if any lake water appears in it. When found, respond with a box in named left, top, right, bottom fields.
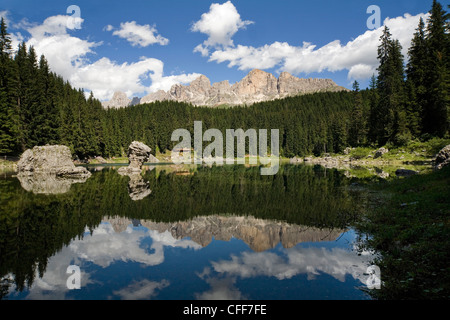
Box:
left=0, top=163, right=377, bottom=300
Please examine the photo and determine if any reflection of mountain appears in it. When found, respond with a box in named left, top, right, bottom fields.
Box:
left=105, top=215, right=344, bottom=252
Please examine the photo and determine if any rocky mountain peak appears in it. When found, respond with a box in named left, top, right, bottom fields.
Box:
left=101, top=91, right=131, bottom=109
left=103, top=69, right=349, bottom=108
left=233, top=69, right=278, bottom=97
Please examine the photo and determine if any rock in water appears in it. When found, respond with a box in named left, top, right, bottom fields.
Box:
left=17, top=145, right=91, bottom=178
left=118, top=141, right=152, bottom=174
left=117, top=141, right=153, bottom=200
left=435, top=144, right=450, bottom=169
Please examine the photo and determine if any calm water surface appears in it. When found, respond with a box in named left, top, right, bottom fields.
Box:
left=0, top=164, right=376, bottom=300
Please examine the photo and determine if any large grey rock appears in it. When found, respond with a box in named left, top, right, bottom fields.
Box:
left=435, top=144, right=450, bottom=169
left=117, top=141, right=154, bottom=201
left=17, top=145, right=91, bottom=178
left=118, top=141, right=152, bottom=174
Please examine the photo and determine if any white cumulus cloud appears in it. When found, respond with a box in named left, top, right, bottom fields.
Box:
left=201, top=11, right=428, bottom=81
left=191, top=1, right=253, bottom=56
left=9, top=14, right=197, bottom=101
left=111, top=21, right=169, bottom=47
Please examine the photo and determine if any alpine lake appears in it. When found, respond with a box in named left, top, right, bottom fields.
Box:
left=0, top=160, right=429, bottom=300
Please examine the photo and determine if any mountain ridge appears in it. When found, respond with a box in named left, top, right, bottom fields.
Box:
left=101, top=69, right=349, bottom=108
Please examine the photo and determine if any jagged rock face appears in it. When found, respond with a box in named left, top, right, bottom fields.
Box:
left=105, top=215, right=344, bottom=252
left=101, top=91, right=131, bottom=109
left=140, top=90, right=169, bottom=104
left=17, top=145, right=91, bottom=178
left=232, top=69, right=278, bottom=100
left=277, top=72, right=339, bottom=96
left=105, top=69, right=348, bottom=108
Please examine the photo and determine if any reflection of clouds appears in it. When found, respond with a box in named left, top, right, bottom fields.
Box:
left=112, top=279, right=170, bottom=300
left=69, top=222, right=201, bottom=268
left=195, top=268, right=245, bottom=300
left=23, top=245, right=94, bottom=300
left=19, top=220, right=200, bottom=299
left=208, top=246, right=373, bottom=285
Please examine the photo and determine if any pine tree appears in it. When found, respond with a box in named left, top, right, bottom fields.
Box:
left=348, top=81, right=366, bottom=146
left=0, top=18, right=17, bottom=154
left=374, top=27, right=407, bottom=145
left=406, top=17, right=427, bottom=137
left=0, top=17, right=12, bottom=56
left=422, top=0, right=449, bottom=137
left=368, top=74, right=379, bottom=145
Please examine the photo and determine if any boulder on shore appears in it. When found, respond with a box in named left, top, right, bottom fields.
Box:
left=435, top=144, right=450, bottom=169
left=17, top=145, right=91, bottom=178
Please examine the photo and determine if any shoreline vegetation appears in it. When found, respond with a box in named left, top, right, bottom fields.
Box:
left=355, top=165, right=450, bottom=300
left=1, top=137, right=448, bottom=174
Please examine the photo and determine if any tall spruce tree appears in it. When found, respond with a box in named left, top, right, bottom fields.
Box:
left=373, top=26, right=407, bottom=145
left=367, top=74, right=379, bottom=145
left=406, top=17, right=427, bottom=137
left=422, top=0, right=449, bottom=137
left=349, top=81, right=366, bottom=146
left=0, top=17, right=17, bottom=154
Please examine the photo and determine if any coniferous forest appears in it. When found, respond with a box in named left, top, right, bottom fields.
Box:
left=0, top=1, right=448, bottom=159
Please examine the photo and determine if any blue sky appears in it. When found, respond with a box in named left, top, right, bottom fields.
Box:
left=0, top=0, right=433, bottom=100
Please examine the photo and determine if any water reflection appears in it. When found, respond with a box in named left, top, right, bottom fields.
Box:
left=125, top=215, right=344, bottom=252
left=196, top=245, right=371, bottom=300
left=5, top=216, right=372, bottom=300
left=0, top=164, right=371, bottom=299
left=16, top=172, right=90, bottom=195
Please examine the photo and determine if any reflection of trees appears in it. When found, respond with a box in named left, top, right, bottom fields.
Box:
left=0, top=165, right=363, bottom=298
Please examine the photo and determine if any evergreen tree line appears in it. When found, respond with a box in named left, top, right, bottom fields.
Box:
left=0, top=1, right=448, bottom=159
left=0, top=18, right=103, bottom=157
left=367, top=0, right=449, bottom=146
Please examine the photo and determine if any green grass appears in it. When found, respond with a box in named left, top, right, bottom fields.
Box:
left=335, top=137, right=450, bottom=163
left=356, top=165, right=450, bottom=299
left=348, top=147, right=373, bottom=160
